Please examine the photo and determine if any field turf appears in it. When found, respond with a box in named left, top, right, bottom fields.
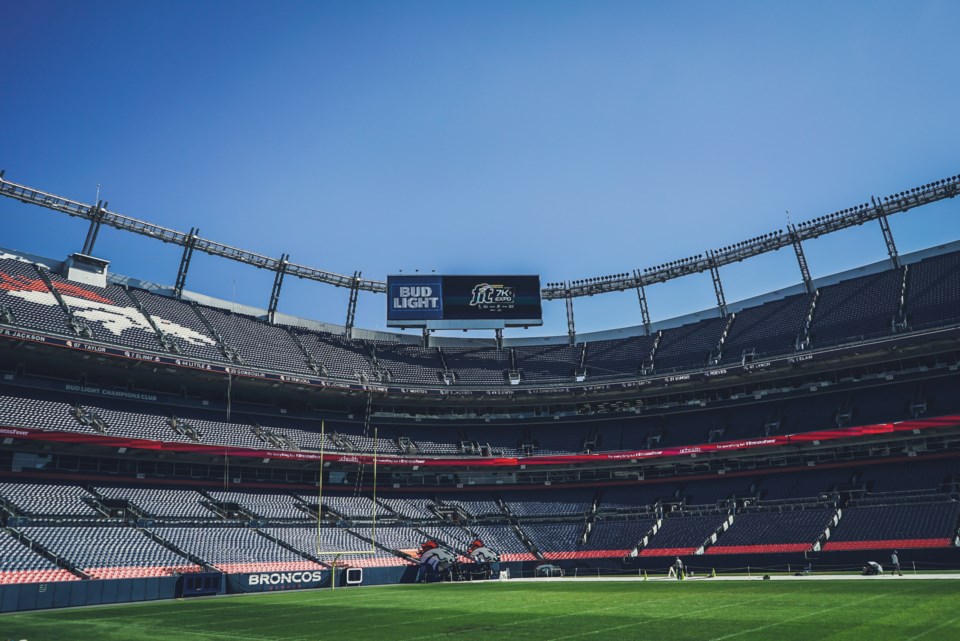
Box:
left=2, top=579, right=959, bottom=641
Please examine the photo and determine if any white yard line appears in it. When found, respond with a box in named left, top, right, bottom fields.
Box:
left=903, top=613, right=960, bottom=641
left=392, top=593, right=775, bottom=641
left=508, top=573, right=960, bottom=582
left=706, top=586, right=923, bottom=641
left=543, top=594, right=778, bottom=641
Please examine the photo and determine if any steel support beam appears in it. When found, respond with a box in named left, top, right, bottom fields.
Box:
left=174, top=227, right=199, bottom=300
left=633, top=269, right=652, bottom=335
left=707, top=251, right=728, bottom=317
left=81, top=201, right=107, bottom=255
left=267, top=253, right=289, bottom=324
left=565, top=288, right=576, bottom=345
left=538, top=174, right=959, bottom=300
left=344, top=271, right=361, bottom=338
left=1, top=171, right=957, bottom=301
left=788, top=224, right=813, bottom=294
left=873, top=196, right=900, bottom=268
left=495, top=328, right=504, bottom=350
left=0, top=174, right=387, bottom=293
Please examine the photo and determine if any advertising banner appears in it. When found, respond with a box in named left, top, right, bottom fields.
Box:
left=226, top=570, right=329, bottom=593
left=387, top=275, right=542, bottom=328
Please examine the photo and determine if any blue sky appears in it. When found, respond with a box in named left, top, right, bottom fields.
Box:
left=1, top=1, right=958, bottom=338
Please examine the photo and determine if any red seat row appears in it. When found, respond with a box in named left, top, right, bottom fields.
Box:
left=822, top=538, right=952, bottom=551
left=85, top=565, right=203, bottom=579
left=0, top=569, right=80, bottom=584
left=638, top=547, right=697, bottom=557
left=706, top=543, right=810, bottom=555
left=543, top=550, right=628, bottom=560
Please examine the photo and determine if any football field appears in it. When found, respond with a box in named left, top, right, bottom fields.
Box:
left=2, top=578, right=959, bottom=641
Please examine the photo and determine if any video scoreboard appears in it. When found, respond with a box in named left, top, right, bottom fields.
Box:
left=387, top=275, right=542, bottom=329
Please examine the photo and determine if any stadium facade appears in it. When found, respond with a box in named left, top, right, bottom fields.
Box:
left=0, top=172, right=959, bottom=611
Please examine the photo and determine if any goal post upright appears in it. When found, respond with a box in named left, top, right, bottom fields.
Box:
left=316, top=419, right=324, bottom=559
left=371, top=426, right=378, bottom=546
left=331, top=553, right=341, bottom=591
left=315, top=420, right=379, bottom=559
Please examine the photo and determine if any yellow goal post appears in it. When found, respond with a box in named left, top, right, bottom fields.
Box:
left=315, top=420, right=379, bottom=557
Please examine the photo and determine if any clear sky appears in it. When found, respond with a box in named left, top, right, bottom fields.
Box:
left=1, top=1, right=958, bottom=338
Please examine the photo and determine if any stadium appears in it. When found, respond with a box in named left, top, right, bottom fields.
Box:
left=0, top=168, right=959, bottom=639
left=4, top=4, right=960, bottom=640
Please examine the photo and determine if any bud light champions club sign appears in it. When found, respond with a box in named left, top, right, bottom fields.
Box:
left=387, top=275, right=542, bottom=329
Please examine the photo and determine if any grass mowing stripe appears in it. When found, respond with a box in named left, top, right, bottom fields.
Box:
left=42, top=582, right=419, bottom=626
left=394, top=587, right=775, bottom=641
left=389, top=592, right=681, bottom=641
left=903, top=611, right=960, bottom=640
left=4, top=580, right=959, bottom=641
left=3, top=616, right=280, bottom=641
left=10, top=582, right=474, bottom=641
left=210, top=583, right=578, bottom=636
left=100, top=620, right=282, bottom=641
left=283, top=584, right=667, bottom=641
left=705, top=585, right=920, bottom=641
left=542, top=593, right=775, bottom=641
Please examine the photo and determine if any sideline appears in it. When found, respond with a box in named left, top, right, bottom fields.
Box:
left=504, top=572, right=960, bottom=582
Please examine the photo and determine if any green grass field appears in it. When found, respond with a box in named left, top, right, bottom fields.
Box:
left=2, top=580, right=959, bottom=641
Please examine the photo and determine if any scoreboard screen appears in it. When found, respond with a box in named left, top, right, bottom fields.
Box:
left=387, top=275, right=542, bottom=329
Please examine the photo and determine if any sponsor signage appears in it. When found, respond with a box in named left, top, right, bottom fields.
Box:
left=226, top=570, right=328, bottom=593
left=387, top=275, right=542, bottom=329
left=388, top=276, right=443, bottom=321
left=248, top=570, right=324, bottom=586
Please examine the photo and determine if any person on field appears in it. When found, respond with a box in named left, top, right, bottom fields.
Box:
left=890, top=551, right=902, bottom=576
left=674, top=557, right=684, bottom=580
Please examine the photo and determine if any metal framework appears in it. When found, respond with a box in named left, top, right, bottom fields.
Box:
left=707, top=250, right=728, bottom=316
left=541, top=174, right=958, bottom=300
left=0, top=176, right=385, bottom=293
left=174, top=227, right=199, bottom=299
left=873, top=197, right=900, bottom=268
left=565, top=289, right=576, bottom=344
left=0, top=171, right=956, bottom=305
left=267, top=253, right=289, bottom=324
left=633, top=269, right=652, bottom=335
left=788, top=224, right=813, bottom=294
left=81, top=201, right=107, bottom=255
left=344, top=271, right=361, bottom=337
